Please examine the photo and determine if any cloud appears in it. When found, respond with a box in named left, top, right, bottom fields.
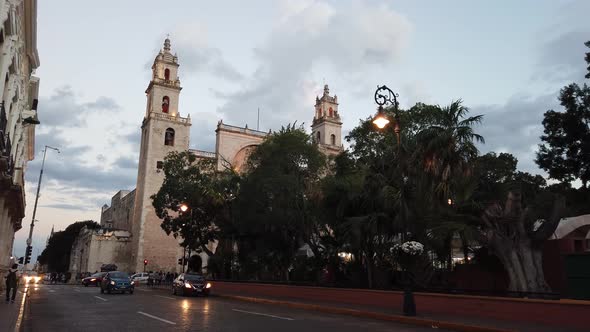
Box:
left=532, top=0, right=590, bottom=84
left=474, top=92, right=558, bottom=174
left=147, top=24, right=244, bottom=81
left=38, top=86, right=120, bottom=127
left=113, top=155, right=138, bottom=169
left=215, top=0, right=412, bottom=131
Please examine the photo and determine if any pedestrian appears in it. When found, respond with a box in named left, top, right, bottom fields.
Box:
left=5, top=264, right=19, bottom=303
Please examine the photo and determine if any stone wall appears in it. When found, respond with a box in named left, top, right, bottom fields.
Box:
left=69, top=227, right=132, bottom=275
left=100, top=189, right=136, bottom=231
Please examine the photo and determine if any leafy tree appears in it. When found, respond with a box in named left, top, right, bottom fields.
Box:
left=38, top=220, right=99, bottom=272
left=233, top=124, right=326, bottom=280
left=416, top=100, right=484, bottom=198
left=152, top=151, right=236, bottom=256
left=585, top=40, right=590, bottom=79
left=536, top=42, right=590, bottom=188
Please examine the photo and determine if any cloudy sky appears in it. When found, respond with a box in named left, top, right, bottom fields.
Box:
left=14, top=0, right=589, bottom=258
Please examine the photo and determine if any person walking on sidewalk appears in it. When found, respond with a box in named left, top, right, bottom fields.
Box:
left=5, top=264, right=19, bottom=304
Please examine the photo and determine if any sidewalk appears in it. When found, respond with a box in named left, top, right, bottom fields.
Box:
left=0, top=285, right=26, bottom=332
left=148, top=283, right=583, bottom=332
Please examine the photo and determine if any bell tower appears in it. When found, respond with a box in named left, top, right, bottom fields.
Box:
left=130, top=38, right=191, bottom=273
left=311, top=84, right=343, bottom=156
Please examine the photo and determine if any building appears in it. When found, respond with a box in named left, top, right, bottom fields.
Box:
left=100, top=189, right=135, bottom=231
left=90, top=38, right=343, bottom=274
left=69, top=226, right=132, bottom=276
left=0, top=0, right=40, bottom=287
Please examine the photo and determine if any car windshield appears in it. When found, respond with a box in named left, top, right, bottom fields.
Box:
left=184, top=274, right=204, bottom=281
left=92, top=273, right=105, bottom=277
left=109, top=272, right=129, bottom=279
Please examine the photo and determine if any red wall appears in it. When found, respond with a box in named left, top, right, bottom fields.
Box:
left=214, top=281, right=590, bottom=330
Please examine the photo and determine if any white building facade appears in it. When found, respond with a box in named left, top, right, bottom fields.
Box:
left=0, top=0, right=40, bottom=287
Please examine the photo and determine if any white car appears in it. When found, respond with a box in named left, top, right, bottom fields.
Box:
left=130, top=273, right=149, bottom=284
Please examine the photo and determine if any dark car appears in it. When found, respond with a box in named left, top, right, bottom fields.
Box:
left=172, top=273, right=211, bottom=297
left=82, top=272, right=107, bottom=287
left=100, top=271, right=135, bottom=294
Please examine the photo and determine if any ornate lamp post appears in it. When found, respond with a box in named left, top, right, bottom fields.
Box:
left=372, top=85, right=417, bottom=316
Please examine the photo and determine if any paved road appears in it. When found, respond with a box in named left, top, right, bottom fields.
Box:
left=22, top=283, right=442, bottom=331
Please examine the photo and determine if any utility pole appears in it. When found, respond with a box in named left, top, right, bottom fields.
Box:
left=25, top=145, right=60, bottom=270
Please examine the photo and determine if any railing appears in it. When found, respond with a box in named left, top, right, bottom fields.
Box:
left=218, top=123, right=268, bottom=137
left=150, top=112, right=191, bottom=124
left=189, top=149, right=216, bottom=159
left=153, top=78, right=180, bottom=87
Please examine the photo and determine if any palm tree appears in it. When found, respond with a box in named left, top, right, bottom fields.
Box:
left=417, top=100, right=484, bottom=199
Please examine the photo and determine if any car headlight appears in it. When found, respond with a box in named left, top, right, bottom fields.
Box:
left=90, top=278, right=96, bottom=282
left=25, top=277, right=31, bottom=282
left=131, top=281, right=135, bottom=285
left=205, top=282, right=212, bottom=289
left=184, top=283, right=192, bottom=289
left=110, top=281, right=115, bottom=285
left=35, top=277, right=40, bottom=282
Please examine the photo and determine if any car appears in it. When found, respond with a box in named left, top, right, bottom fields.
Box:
left=82, top=272, right=107, bottom=287
left=172, top=273, right=211, bottom=297
left=23, top=272, right=41, bottom=284
left=100, top=271, right=135, bottom=294
left=130, top=272, right=149, bottom=284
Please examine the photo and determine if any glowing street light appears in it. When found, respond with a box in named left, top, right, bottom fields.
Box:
left=180, top=204, right=188, bottom=212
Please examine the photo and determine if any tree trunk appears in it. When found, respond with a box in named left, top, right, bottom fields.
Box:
left=365, top=253, right=374, bottom=289
left=493, top=241, right=551, bottom=297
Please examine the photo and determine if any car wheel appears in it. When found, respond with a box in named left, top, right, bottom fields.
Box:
left=84, top=284, right=88, bottom=287
left=107, top=286, right=111, bottom=294
left=100, top=287, right=104, bottom=294
left=129, top=290, right=134, bottom=295
left=172, top=287, right=176, bottom=295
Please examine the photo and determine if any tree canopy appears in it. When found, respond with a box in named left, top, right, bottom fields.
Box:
left=38, top=220, right=100, bottom=272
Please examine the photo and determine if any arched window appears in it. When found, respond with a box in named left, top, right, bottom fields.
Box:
left=316, top=131, right=321, bottom=143
left=329, top=107, right=333, bottom=117
left=330, top=134, right=336, bottom=145
left=162, top=96, right=170, bottom=113
left=164, top=128, right=175, bottom=146
left=164, top=68, right=170, bottom=80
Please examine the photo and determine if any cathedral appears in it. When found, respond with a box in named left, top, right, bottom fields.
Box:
left=71, top=38, right=344, bottom=274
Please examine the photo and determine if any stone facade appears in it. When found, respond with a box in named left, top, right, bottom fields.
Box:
left=311, top=84, right=343, bottom=157
left=130, top=38, right=189, bottom=273
left=94, top=38, right=344, bottom=274
left=100, top=189, right=135, bottom=231
left=69, top=227, right=132, bottom=275
left=0, top=0, right=40, bottom=286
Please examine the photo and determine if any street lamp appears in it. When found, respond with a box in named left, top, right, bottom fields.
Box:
left=178, top=204, right=190, bottom=273
left=373, top=85, right=401, bottom=142
left=180, top=204, right=188, bottom=212
left=372, top=85, right=417, bottom=316
left=25, top=145, right=60, bottom=269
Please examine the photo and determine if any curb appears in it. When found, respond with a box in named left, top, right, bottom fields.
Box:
left=218, top=294, right=515, bottom=332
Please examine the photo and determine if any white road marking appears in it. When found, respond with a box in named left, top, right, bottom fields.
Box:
left=48, top=290, right=56, bottom=293
left=137, top=311, right=176, bottom=325
left=154, top=295, right=175, bottom=300
left=135, top=287, right=151, bottom=292
left=94, top=296, right=107, bottom=301
left=232, top=309, right=295, bottom=321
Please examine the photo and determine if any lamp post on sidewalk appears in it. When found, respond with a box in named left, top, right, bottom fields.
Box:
left=25, top=145, right=60, bottom=269
left=371, top=85, right=417, bottom=316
